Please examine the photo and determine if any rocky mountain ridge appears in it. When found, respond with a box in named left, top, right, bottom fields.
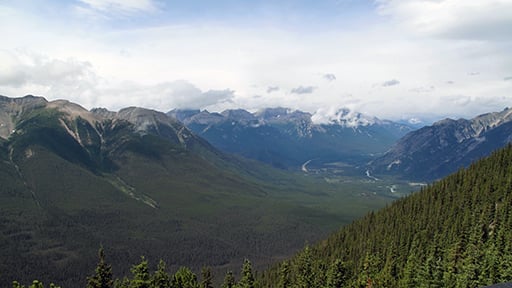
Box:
left=168, top=107, right=414, bottom=169
left=370, top=107, right=512, bottom=180
left=0, top=95, right=205, bottom=152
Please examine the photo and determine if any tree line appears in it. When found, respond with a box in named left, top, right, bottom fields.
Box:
left=10, top=247, right=258, bottom=288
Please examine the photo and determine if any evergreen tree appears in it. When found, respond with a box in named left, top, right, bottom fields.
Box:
left=442, top=241, right=462, bottom=288
left=87, top=247, right=114, bottom=288
left=294, top=246, right=314, bottom=288
left=221, top=271, right=236, bottom=288
left=113, top=278, right=130, bottom=288
left=130, top=257, right=151, bottom=288
left=29, top=281, right=43, bottom=288
left=151, top=260, right=171, bottom=288
left=200, top=267, right=214, bottom=288
left=11, top=280, right=60, bottom=288
left=417, top=243, right=444, bottom=288
left=399, top=254, right=419, bottom=288
left=325, top=259, right=347, bottom=288
left=172, top=267, right=198, bottom=288
left=277, top=261, right=291, bottom=288
left=357, top=252, right=381, bottom=288
left=238, top=259, right=255, bottom=288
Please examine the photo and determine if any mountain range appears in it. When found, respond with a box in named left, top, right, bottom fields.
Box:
left=370, top=107, right=512, bottom=181
left=3, top=94, right=512, bottom=286
left=168, top=107, right=413, bottom=169
left=0, top=95, right=391, bottom=286
left=17, top=144, right=512, bottom=287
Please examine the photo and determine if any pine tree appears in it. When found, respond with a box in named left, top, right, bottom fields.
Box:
left=87, top=247, right=114, bottom=288
left=295, top=246, right=314, bottom=288
left=113, top=278, right=130, bottom=288
left=151, top=260, right=171, bottom=288
left=130, top=257, right=151, bottom=288
left=238, top=259, right=255, bottom=288
left=172, top=267, right=198, bottom=288
left=399, top=254, right=418, bottom=288
left=357, top=252, right=381, bottom=288
left=222, top=271, right=236, bottom=288
left=277, top=261, right=291, bottom=288
left=325, top=259, right=347, bottom=288
left=442, top=241, right=462, bottom=288
left=200, top=267, right=214, bottom=288
left=29, top=280, right=43, bottom=288
left=11, top=280, right=60, bottom=288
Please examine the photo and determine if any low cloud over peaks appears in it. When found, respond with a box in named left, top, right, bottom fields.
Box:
left=202, top=89, right=235, bottom=105
left=504, top=76, right=512, bottom=81
left=127, top=81, right=235, bottom=110
left=291, top=86, right=316, bottom=94
left=382, top=79, right=400, bottom=87
left=0, top=51, right=236, bottom=111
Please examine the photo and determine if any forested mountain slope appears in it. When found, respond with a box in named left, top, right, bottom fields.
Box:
left=261, top=144, right=512, bottom=287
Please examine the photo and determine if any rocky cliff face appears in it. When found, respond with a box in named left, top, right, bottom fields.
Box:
left=0, top=95, right=48, bottom=139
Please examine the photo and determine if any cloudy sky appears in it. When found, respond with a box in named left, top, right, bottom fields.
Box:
left=1, top=0, right=511, bottom=122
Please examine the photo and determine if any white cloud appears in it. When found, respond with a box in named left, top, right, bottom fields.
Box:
left=323, top=74, right=336, bottom=81
left=98, top=80, right=236, bottom=111
left=0, top=50, right=100, bottom=106
left=376, top=0, right=512, bottom=41
left=0, top=1, right=510, bottom=122
left=0, top=51, right=234, bottom=111
left=447, top=94, right=472, bottom=106
left=266, top=86, right=280, bottom=93
left=78, top=0, right=157, bottom=13
left=290, top=86, right=316, bottom=94
left=410, top=85, right=435, bottom=93
left=0, top=51, right=27, bottom=87
left=382, top=79, right=400, bottom=87
left=310, top=104, right=364, bottom=125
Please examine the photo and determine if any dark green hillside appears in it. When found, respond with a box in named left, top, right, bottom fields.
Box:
left=0, top=97, right=394, bottom=286
left=261, top=144, right=512, bottom=287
